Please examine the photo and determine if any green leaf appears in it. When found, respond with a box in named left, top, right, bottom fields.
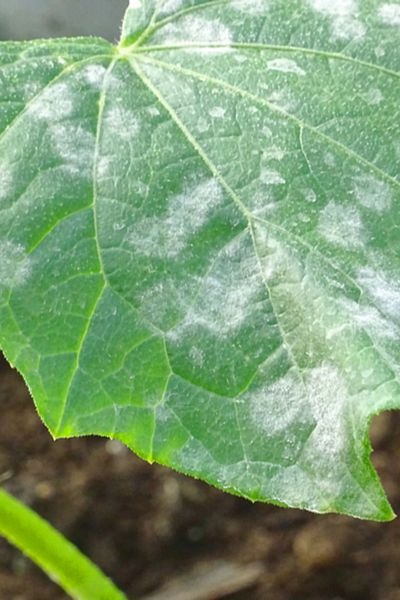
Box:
left=0, top=0, right=399, bottom=521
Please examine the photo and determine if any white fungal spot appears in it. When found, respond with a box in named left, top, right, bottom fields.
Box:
left=353, top=174, right=392, bottom=213
left=249, top=371, right=306, bottom=435
left=323, top=152, right=336, bottom=167
left=249, top=363, right=350, bottom=461
left=340, top=298, right=398, bottom=340
left=378, top=4, right=400, bottom=26
left=103, top=106, right=140, bottom=141
left=267, top=58, right=306, bottom=76
left=80, top=64, right=107, bottom=89
left=209, top=106, right=226, bottom=119
left=303, top=188, right=317, bottom=203
left=357, top=267, right=400, bottom=321
left=50, top=123, right=95, bottom=177
left=0, top=241, right=31, bottom=289
left=97, top=156, right=114, bottom=179
left=308, top=0, right=366, bottom=39
left=158, top=16, right=232, bottom=44
left=28, top=82, right=74, bottom=120
left=167, top=234, right=264, bottom=339
left=309, top=0, right=357, bottom=17
left=0, top=164, right=13, bottom=201
left=231, top=0, right=269, bottom=14
left=147, top=106, right=160, bottom=117
left=361, top=87, right=384, bottom=105
left=262, top=146, right=286, bottom=161
left=305, top=364, right=349, bottom=457
left=159, top=0, right=185, bottom=14
left=318, top=202, right=364, bottom=249
left=260, top=169, right=286, bottom=185
left=129, top=179, right=224, bottom=258
left=129, top=0, right=142, bottom=8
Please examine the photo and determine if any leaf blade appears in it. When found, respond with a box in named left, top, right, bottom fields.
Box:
left=1, top=0, right=399, bottom=520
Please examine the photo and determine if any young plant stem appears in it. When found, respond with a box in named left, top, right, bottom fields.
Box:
left=0, top=487, right=127, bottom=600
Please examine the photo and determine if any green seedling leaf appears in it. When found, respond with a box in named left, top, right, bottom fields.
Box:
left=0, top=0, right=399, bottom=521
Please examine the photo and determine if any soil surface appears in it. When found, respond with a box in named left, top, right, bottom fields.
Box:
left=1, top=353, right=400, bottom=600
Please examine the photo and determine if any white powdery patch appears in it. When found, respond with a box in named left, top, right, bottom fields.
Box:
left=158, top=16, right=232, bottom=45
left=309, top=0, right=357, bottom=16
left=208, top=106, right=226, bottom=119
left=339, top=298, right=399, bottom=340
left=357, top=267, right=400, bottom=321
left=158, top=0, right=185, bottom=15
left=28, top=82, right=75, bottom=120
left=50, top=123, right=95, bottom=177
left=378, top=4, right=400, bottom=26
left=250, top=364, right=350, bottom=462
left=267, top=88, right=297, bottom=112
left=305, top=364, right=349, bottom=457
left=353, top=174, right=392, bottom=213
left=249, top=370, right=306, bottom=435
left=128, top=178, right=224, bottom=259
left=79, top=64, right=107, bottom=89
left=0, top=164, right=13, bottom=201
left=267, top=58, right=306, bottom=76
left=262, top=146, right=286, bottom=161
left=103, top=106, right=140, bottom=141
left=318, top=201, right=364, bottom=250
left=167, top=235, right=264, bottom=339
left=254, top=228, right=303, bottom=283
left=231, top=0, right=270, bottom=15
left=308, top=0, right=366, bottom=39
left=303, top=188, right=317, bottom=203
left=361, top=87, right=384, bottom=106
left=190, top=270, right=261, bottom=336
left=0, top=241, right=32, bottom=289
left=260, top=168, right=286, bottom=185
left=147, top=106, right=160, bottom=117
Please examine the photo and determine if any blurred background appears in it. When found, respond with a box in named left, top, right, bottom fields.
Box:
left=1, top=2, right=400, bottom=599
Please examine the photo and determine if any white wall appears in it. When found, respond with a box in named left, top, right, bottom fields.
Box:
left=0, top=0, right=128, bottom=41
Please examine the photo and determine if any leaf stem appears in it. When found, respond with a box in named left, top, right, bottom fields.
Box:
left=0, top=487, right=127, bottom=600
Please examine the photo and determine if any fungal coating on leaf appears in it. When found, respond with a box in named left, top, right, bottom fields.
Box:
left=0, top=0, right=399, bottom=522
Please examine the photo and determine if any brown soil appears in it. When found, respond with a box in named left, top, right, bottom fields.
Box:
left=1, top=353, right=400, bottom=600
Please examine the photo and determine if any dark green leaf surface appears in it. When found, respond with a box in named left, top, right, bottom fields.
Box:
left=0, top=0, right=399, bottom=520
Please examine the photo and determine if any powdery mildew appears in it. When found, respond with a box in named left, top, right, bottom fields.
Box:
left=28, top=82, right=75, bottom=120
left=267, top=58, right=306, bottom=76
left=208, top=106, right=226, bottom=119
left=0, top=164, right=13, bottom=201
left=157, top=16, right=233, bottom=45
left=168, top=235, right=264, bottom=339
left=230, top=0, right=270, bottom=15
left=360, top=87, right=384, bottom=106
left=50, top=123, right=96, bottom=177
left=339, top=298, right=399, bottom=340
left=317, top=201, right=365, bottom=250
left=249, top=370, right=306, bottom=435
left=249, top=364, right=350, bottom=468
left=378, top=3, right=400, bottom=26
left=128, top=178, right=224, bottom=258
left=103, top=106, right=140, bottom=141
left=353, top=174, right=392, bottom=213
left=0, top=240, right=31, bottom=289
left=79, top=64, right=107, bottom=89
left=304, top=364, right=349, bottom=459
left=260, top=168, right=286, bottom=185
left=308, top=0, right=366, bottom=39
left=357, top=267, right=400, bottom=321
left=158, top=0, right=185, bottom=15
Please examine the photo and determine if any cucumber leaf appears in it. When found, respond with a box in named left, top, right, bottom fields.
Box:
left=1, top=0, right=399, bottom=520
